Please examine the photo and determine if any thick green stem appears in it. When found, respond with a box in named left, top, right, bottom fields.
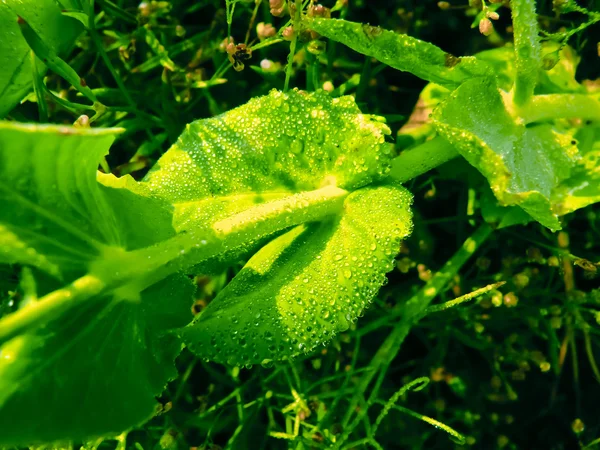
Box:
left=0, top=275, right=105, bottom=342
left=0, top=186, right=348, bottom=342
left=336, top=223, right=493, bottom=448
left=387, top=136, right=459, bottom=183
left=520, top=94, right=600, bottom=124
left=511, top=0, right=542, bottom=107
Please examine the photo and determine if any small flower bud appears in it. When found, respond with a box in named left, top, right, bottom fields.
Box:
left=270, top=0, right=285, bottom=16
left=479, top=18, right=494, bottom=36
left=486, top=11, right=500, bottom=20
left=219, top=37, right=234, bottom=52
left=257, top=22, right=276, bottom=40
left=437, top=1, right=451, bottom=9
left=73, top=115, right=90, bottom=128
left=282, top=26, right=295, bottom=41
left=308, top=4, right=331, bottom=18
left=572, top=418, right=585, bottom=434
left=307, top=40, right=327, bottom=55
left=226, top=41, right=236, bottom=56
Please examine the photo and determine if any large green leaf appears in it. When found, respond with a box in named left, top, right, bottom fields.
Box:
left=0, top=0, right=83, bottom=117
left=144, top=89, right=414, bottom=364
left=306, top=18, right=490, bottom=88
left=0, top=89, right=415, bottom=444
left=142, top=88, right=395, bottom=267
left=432, top=77, right=579, bottom=231
left=182, top=184, right=412, bottom=366
left=0, top=122, right=194, bottom=445
left=0, top=274, right=193, bottom=446
left=144, top=88, right=393, bottom=199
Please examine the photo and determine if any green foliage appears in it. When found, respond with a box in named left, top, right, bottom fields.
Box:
left=0, top=0, right=83, bottom=117
left=0, top=89, right=414, bottom=444
left=432, top=77, right=578, bottom=231
left=0, top=123, right=195, bottom=444
left=308, top=18, right=491, bottom=88
left=0, top=0, right=599, bottom=447
left=183, top=184, right=412, bottom=366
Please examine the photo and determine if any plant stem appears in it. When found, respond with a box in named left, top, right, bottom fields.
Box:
left=336, top=223, right=493, bottom=447
left=386, top=136, right=459, bottom=183
left=520, top=94, right=600, bottom=124
left=31, top=52, right=48, bottom=123
left=96, top=186, right=349, bottom=293
left=511, top=0, right=542, bottom=107
left=284, top=0, right=303, bottom=92
left=0, top=275, right=105, bottom=343
left=0, top=186, right=348, bottom=342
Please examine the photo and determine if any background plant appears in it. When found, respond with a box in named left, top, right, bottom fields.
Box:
left=1, top=0, right=600, bottom=449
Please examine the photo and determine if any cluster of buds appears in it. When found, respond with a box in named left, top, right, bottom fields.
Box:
left=308, top=4, right=331, bottom=18
left=270, top=0, right=285, bottom=17
left=479, top=8, right=500, bottom=36
left=138, top=1, right=171, bottom=18
left=257, top=22, right=276, bottom=41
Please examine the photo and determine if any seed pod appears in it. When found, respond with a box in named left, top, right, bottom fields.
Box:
left=479, top=18, right=493, bottom=36
left=542, top=50, right=560, bottom=70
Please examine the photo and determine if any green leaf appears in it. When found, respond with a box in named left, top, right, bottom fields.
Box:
left=0, top=89, right=414, bottom=443
left=432, top=77, right=578, bottom=231
left=306, top=18, right=491, bottom=88
left=144, top=89, right=414, bottom=365
left=0, top=274, right=194, bottom=446
left=181, top=184, right=413, bottom=366
left=0, top=122, right=123, bottom=278
left=0, top=122, right=194, bottom=445
left=551, top=125, right=600, bottom=216
left=144, top=89, right=393, bottom=200
left=0, top=0, right=83, bottom=117
left=141, top=88, right=395, bottom=263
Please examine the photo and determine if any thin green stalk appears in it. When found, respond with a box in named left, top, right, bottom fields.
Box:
left=18, top=18, right=99, bottom=105
left=355, top=56, right=372, bottom=103
left=387, top=136, right=459, bottom=184
left=425, top=281, right=506, bottom=314
left=511, top=0, right=542, bottom=106
left=336, top=223, right=494, bottom=447
left=370, top=377, right=429, bottom=438
left=31, top=52, right=48, bottom=123
left=384, top=404, right=466, bottom=444
left=284, top=0, right=303, bottom=92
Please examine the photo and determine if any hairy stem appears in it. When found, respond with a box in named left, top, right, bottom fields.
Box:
left=387, top=136, right=459, bottom=183
left=511, top=0, right=542, bottom=106
left=0, top=275, right=105, bottom=342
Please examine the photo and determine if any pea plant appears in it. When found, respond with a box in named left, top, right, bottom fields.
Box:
left=0, top=0, right=599, bottom=446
